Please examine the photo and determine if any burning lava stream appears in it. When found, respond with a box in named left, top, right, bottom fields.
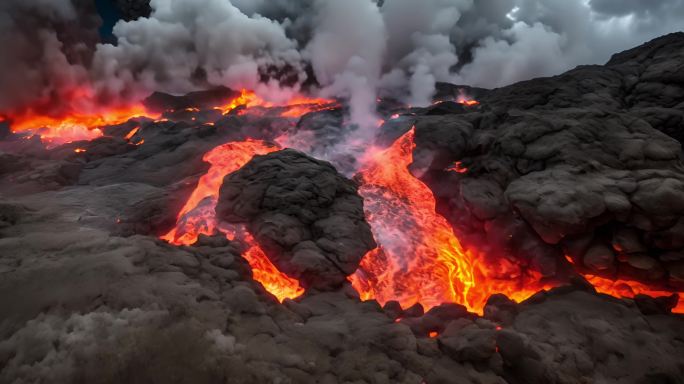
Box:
left=19, top=87, right=677, bottom=313
left=157, top=93, right=683, bottom=314
left=5, top=103, right=155, bottom=148
left=161, top=139, right=305, bottom=301
left=349, top=128, right=554, bottom=313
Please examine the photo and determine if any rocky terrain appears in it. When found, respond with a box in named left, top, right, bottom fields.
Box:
left=1, top=34, right=684, bottom=384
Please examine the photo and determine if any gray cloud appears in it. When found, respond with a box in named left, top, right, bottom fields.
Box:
left=2, top=0, right=684, bottom=124
left=0, top=0, right=100, bottom=117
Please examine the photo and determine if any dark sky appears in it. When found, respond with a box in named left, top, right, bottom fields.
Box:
left=93, top=0, right=122, bottom=42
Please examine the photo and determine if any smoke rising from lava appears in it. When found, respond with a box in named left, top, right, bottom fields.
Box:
left=2, top=0, right=684, bottom=128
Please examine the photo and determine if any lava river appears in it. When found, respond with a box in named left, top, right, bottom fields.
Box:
left=9, top=84, right=681, bottom=313
left=349, top=128, right=553, bottom=313
left=161, top=120, right=683, bottom=314
left=161, top=139, right=305, bottom=301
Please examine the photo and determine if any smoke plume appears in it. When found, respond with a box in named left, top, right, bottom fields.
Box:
left=2, top=0, right=684, bottom=126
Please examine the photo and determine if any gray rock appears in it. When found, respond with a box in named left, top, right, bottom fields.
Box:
left=216, top=149, right=376, bottom=289
left=583, top=243, right=616, bottom=274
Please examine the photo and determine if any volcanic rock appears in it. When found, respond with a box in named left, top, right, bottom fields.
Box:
left=416, top=33, right=684, bottom=291
left=216, top=149, right=376, bottom=290
left=2, top=34, right=684, bottom=384
left=143, top=86, right=239, bottom=113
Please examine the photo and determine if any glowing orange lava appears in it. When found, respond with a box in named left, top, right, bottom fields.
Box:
left=124, top=126, right=140, bottom=140
left=218, top=89, right=336, bottom=117
left=161, top=138, right=304, bottom=302
left=157, top=91, right=681, bottom=315
left=240, top=231, right=305, bottom=301
left=456, top=89, right=479, bottom=106
left=8, top=104, right=154, bottom=148
left=162, top=139, right=278, bottom=245
left=350, top=128, right=553, bottom=314
left=586, top=275, right=683, bottom=313
left=459, top=99, right=480, bottom=107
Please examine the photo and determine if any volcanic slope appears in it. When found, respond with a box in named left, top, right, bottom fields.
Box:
left=1, top=34, right=684, bottom=383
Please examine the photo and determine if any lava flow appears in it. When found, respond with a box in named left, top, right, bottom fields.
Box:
left=587, top=275, right=683, bottom=313
left=162, top=138, right=304, bottom=302
left=350, top=128, right=552, bottom=314
left=218, top=89, right=336, bottom=117
left=6, top=103, right=154, bottom=148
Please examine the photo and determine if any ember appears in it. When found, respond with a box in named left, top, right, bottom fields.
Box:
left=587, top=275, right=683, bottom=313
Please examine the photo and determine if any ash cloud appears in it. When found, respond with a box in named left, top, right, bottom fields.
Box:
left=92, top=0, right=307, bottom=107
left=2, top=0, right=684, bottom=125
left=0, top=0, right=100, bottom=117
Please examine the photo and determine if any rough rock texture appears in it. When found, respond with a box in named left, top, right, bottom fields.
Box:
left=216, top=149, right=376, bottom=290
left=1, top=186, right=682, bottom=384
left=1, top=35, right=684, bottom=384
left=404, top=33, right=684, bottom=289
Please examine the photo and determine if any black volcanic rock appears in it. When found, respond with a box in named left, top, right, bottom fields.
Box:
left=143, top=86, right=239, bottom=113
left=434, top=83, right=489, bottom=102
left=2, top=34, right=684, bottom=384
left=415, top=33, right=684, bottom=291
left=216, top=149, right=376, bottom=290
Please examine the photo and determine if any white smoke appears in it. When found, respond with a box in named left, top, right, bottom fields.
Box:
left=2, top=0, right=684, bottom=123
left=306, top=0, right=386, bottom=129
left=379, top=0, right=469, bottom=106
left=92, top=0, right=306, bottom=106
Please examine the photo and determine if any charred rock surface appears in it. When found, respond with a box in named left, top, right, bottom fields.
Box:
left=1, top=35, right=684, bottom=384
left=216, top=149, right=376, bottom=290
left=0, top=202, right=682, bottom=383
left=413, top=33, right=684, bottom=290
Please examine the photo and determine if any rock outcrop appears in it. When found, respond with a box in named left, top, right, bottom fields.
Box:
left=216, top=149, right=376, bottom=290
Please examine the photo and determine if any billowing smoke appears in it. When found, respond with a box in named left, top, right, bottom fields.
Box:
left=0, top=0, right=100, bottom=118
left=306, top=0, right=386, bottom=130
left=2, top=0, right=684, bottom=126
left=379, top=0, right=469, bottom=106
left=92, top=0, right=306, bottom=107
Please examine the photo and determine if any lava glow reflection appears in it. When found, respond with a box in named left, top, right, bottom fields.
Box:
left=350, top=128, right=553, bottom=314
left=218, top=89, right=336, bottom=117
left=7, top=104, right=153, bottom=148
left=161, top=139, right=304, bottom=302
left=587, top=275, right=683, bottom=313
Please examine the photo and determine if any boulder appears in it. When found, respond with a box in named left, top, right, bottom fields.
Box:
left=216, top=149, right=376, bottom=289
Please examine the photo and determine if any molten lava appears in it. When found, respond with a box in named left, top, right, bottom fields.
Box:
left=161, top=139, right=304, bottom=302
left=5, top=88, right=333, bottom=150
left=158, top=91, right=681, bottom=315
left=350, top=128, right=552, bottom=314
left=162, top=139, right=278, bottom=245
left=7, top=104, right=153, bottom=148
left=218, top=89, right=336, bottom=117
left=586, top=275, right=683, bottom=313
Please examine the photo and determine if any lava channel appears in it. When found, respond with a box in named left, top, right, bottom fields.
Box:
left=162, top=139, right=304, bottom=302
left=350, top=128, right=555, bottom=314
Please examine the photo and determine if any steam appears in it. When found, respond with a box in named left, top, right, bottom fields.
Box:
left=0, top=0, right=99, bottom=117
left=306, top=0, right=386, bottom=128
left=2, top=0, right=684, bottom=125
left=92, top=0, right=306, bottom=106
left=379, top=0, right=468, bottom=106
